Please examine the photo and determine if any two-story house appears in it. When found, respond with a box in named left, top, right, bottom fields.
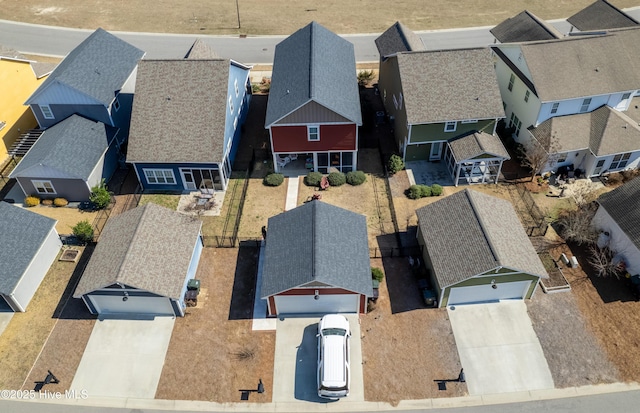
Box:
left=265, top=22, right=362, bottom=174
left=127, top=40, right=252, bottom=193
left=567, top=0, right=639, bottom=32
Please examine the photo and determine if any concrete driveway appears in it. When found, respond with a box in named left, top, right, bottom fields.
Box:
left=70, top=316, right=175, bottom=398
left=447, top=301, right=554, bottom=395
left=272, top=315, right=364, bottom=403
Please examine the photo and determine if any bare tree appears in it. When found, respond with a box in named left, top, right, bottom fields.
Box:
left=587, top=245, right=625, bottom=279
left=521, top=133, right=560, bottom=181
left=556, top=204, right=598, bottom=245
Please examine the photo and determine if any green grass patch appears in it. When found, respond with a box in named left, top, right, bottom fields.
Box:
left=139, top=194, right=180, bottom=211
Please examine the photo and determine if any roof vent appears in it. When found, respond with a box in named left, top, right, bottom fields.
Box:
left=595, top=67, right=599, bottom=72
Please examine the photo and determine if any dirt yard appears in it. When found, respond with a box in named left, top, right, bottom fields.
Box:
left=27, top=205, right=98, bottom=235
left=2, top=1, right=637, bottom=35
left=156, top=247, right=275, bottom=402
left=237, top=178, right=287, bottom=238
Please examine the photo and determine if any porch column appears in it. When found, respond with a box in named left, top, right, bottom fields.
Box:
left=454, top=164, right=461, bottom=187
left=495, top=159, right=504, bottom=184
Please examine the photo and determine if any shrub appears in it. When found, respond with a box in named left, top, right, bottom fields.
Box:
left=72, top=220, right=94, bottom=243
left=408, top=185, right=422, bottom=200
left=419, top=185, right=432, bottom=197
left=371, top=267, right=384, bottom=282
left=305, top=171, right=323, bottom=187
left=24, top=196, right=40, bottom=207
left=263, top=173, right=284, bottom=186
left=431, top=184, right=443, bottom=196
left=346, top=170, right=367, bottom=186
left=388, top=154, right=405, bottom=175
left=89, top=180, right=111, bottom=209
left=357, top=69, right=375, bottom=86
left=41, top=199, right=54, bottom=206
left=53, top=197, right=68, bottom=207
left=327, top=171, right=346, bottom=186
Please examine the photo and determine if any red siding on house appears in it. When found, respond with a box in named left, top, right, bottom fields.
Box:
left=271, top=124, right=357, bottom=152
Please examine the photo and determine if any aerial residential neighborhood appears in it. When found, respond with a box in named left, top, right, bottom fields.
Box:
left=2, top=1, right=640, bottom=411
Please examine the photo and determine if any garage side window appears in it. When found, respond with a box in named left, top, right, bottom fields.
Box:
left=144, top=168, right=176, bottom=184
left=32, top=180, right=56, bottom=194
left=40, top=105, right=55, bottom=119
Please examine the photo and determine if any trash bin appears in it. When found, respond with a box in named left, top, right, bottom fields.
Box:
left=187, top=279, right=201, bottom=293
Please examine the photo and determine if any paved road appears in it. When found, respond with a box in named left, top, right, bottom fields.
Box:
left=1, top=8, right=639, bottom=63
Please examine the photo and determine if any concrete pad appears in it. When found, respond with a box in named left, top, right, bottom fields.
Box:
left=405, top=161, right=453, bottom=186
left=448, top=301, right=554, bottom=395
left=272, top=315, right=364, bottom=403
left=0, top=312, right=14, bottom=337
left=70, top=317, right=175, bottom=398
left=285, top=177, right=299, bottom=211
left=252, top=241, right=276, bottom=331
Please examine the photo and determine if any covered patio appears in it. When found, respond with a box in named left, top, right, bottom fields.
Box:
left=445, top=132, right=510, bottom=186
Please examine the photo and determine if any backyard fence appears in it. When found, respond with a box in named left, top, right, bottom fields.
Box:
left=369, top=245, right=423, bottom=259
left=0, top=157, right=18, bottom=194
left=92, top=195, right=116, bottom=241
left=203, top=235, right=262, bottom=248
left=514, top=183, right=548, bottom=237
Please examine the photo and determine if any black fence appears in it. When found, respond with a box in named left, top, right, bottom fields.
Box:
left=514, top=183, right=548, bottom=237
left=369, top=245, right=423, bottom=258
left=0, top=157, right=17, bottom=193
left=203, top=235, right=262, bottom=248
left=92, top=195, right=115, bottom=241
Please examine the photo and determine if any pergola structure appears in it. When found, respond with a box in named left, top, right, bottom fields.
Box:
left=445, top=132, right=510, bottom=186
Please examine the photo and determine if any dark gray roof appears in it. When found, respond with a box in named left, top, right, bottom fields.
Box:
left=185, top=39, right=220, bottom=59
left=0, top=202, right=58, bottom=295
left=490, top=10, right=562, bottom=43
left=10, top=115, right=117, bottom=180
left=375, top=21, right=425, bottom=58
left=396, top=48, right=505, bottom=124
left=261, top=201, right=373, bottom=298
left=74, top=203, right=202, bottom=299
left=597, top=176, right=640, bottom=249
left=508, top=28, right=640, bottom=102
left=416, top=189, right=548, bottom=288
left=448, top=132, right=510, bottom=162
left=265, top=22, right=362, bottom=127
left=127, top=59, right=237, bottom=164
left=26, top=28, right=144, bottom=107
left=567, top=0, right=639, bottom=31
left=529, top=105, right=640, bottom=155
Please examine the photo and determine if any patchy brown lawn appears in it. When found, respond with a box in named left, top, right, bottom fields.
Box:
left=27, top=205, right=98, bottom=235
left=3, top=1, right=637, bottom=36
left=200, top=173, right=246, bottom=241
left=361, top=258, right=465, bottom=405
left=156, top=247, right=275, bottom=402
left=237, top=178, right=287, bottom=238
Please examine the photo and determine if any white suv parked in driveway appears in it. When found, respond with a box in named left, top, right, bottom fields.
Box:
left=317, top=314, right=351, bottom=399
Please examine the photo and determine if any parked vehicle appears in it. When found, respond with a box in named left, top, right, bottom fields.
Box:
left=418, top=278, right=438, bottom=308
left=317, top=314, right=351, bottom=400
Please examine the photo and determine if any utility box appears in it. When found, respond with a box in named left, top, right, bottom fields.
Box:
left=570, top=256, right=579, bottom=268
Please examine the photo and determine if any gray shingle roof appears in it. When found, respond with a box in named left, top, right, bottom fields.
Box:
left=396, top=48, right=505, bottom=124
left=73, top=203, right=202, bottom=299
left=127, top=59, right=233, bottom=163
left=510, top=28, right=640, bottom=102
left=416, top=189, right=548, bottom=288
left=0, top=202, right=58, bottom=295
left=491, top=10, right=562, bottom=43
left=265, top=22, right=362, bottom=127
left=261, top=201, right=373, bottom=298
left=26, top=28, right=144, bottom=107
left=10, top=115, right=117, bottom=180
left=185, top=39, right=220, bottom=59
left=448, top=132, right=510, bottom=162
left=375, top=21, right=425, bottom=58
left=567, top=0, right=639, bottom=31
left=597, top=176, right=640, bottom=249
left=529, top=105, right=640, bottom=155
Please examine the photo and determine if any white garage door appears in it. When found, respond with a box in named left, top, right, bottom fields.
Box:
left=89, top=295, right=175, bottom=316
left=447, top=281, right=531, bottom=306
left=275, top=294, right=359, bottom=315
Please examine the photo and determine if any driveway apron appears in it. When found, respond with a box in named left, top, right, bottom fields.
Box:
left=447, top=301, right=554, bottom=395
left=70, top=317, right=175, bottom=398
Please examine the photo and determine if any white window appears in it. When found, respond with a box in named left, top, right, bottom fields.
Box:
left=461, top=119, right=478, bottom=124
left=508, top=74, right=515, bottom=92
left=234, top=78, right=239, bottom=97
left=610, top=153, right=631, bottom=169
left=40, top=105, right=54, bottom=119
left=524, top=90, right=530, bottom=102
left=143, top=169, right=176, bottom=185
left=550, top=102, right=560, bottom=114
left=32, top=180, right=56, bottom=194
left=393, top=94, right=399, bottom=110
left=444, top=121, right=457, bottom=132
left=308, top=125, right=320, bottom=141
left=113, top=97, right=120, bottom=112
left=580, top=98, right=592, bottom=113
left=228, top=96, right=234, bottom=114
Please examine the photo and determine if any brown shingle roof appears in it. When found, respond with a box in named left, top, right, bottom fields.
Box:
left=448, top=132, right=510, bottom=162
left=375, top=21, right=425, bottom=58
left=490, top=10, right=562, bottom=43
left=185, top=39, right=220, bottom=59
left=396, top=48, right=505, bottom=124
left=73, top=203, right=202, bottom=299
left=567, top=0, right=639, bottom=31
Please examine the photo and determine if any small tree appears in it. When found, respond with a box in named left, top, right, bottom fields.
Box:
left=587, top=245, right=625, bottom=279
left=371, top=267, right=384, bottom=282
left=73, top=220, right=94, bottom=244
left=388, top=154, right=405, bottom=175
left=90, top=180, right=111, bottom=209
left=357, top=70, right=375, bottom=87
left=556, top=204, right=598, bottom=245
left=521, top=134, right=559, bottom=181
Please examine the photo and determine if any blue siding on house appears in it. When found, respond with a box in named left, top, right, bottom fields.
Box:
left=133, top=162, right=221, bottom=192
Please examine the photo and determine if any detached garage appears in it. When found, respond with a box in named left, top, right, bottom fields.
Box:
left=73, top=203, right=203, bottom=317
left=0, top=201, right=62, bottom=312
left=416, top=189, right=548, bottom=308
left=261, top=201, right=373, bottom=317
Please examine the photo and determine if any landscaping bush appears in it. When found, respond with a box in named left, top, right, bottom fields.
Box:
left=388, top=154, right=405, bottom=175
left=357, top=69, right=375, bottom=86
left=53, top=197, right=69, bottom=207
left=371, top=267, right=384, bottom=282
left=89, top=180, right=111, bottom=209
left=431, top=184, right=443, bottom=196
left=327, top=171, right=346, bottom=186
left=305, top=171, right=323, bottom=187
left=72, top=220, right=94, bottom=244
left=346, top=170, right=367, bottom=186
left=419, top=185, right=432, bottom=198
left=408, top=185, right=422, bottom=200
left=263, top=173, right=284, bottom=187
left=24, top=196, right=40, bottom=207
left=41, top=199, right=54, bottom=206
